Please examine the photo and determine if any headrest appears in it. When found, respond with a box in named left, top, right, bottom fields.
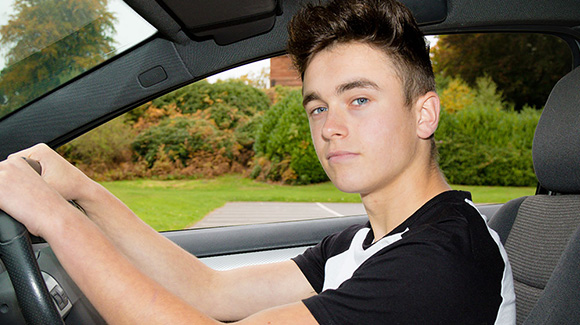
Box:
left=533, top=66, right=580, bottom=194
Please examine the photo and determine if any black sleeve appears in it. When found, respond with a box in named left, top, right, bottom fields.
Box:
left=292, top=243, right=326, bottom=293
left=292, top=224, right=364, bottom=293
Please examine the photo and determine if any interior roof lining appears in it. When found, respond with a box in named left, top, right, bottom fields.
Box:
left=124, top=0, right=580, bottom=44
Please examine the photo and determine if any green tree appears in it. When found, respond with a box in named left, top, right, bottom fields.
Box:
left=0, top=0, right=116, bottom=115
left=432, top=33, right=572, bottom=110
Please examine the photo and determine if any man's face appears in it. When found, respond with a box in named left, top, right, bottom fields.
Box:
left=302, top=42, right=422, bottom=196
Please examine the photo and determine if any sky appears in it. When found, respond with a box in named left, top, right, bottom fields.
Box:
left=208, top=59, right=270, bottom=83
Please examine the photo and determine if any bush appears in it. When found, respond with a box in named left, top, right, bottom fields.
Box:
left=132, top=115, right=234, bottom=164
left=58, top=116, right=136, bottom=180
left=131, top=79, right=270, bottom=118
left=126, top=79, right=270, bottom=129
left=252, top=89, right=328, bottom=184
left=124, top=78, right=271, bottom=178
left=59, top=80, right=268, bottom=180
left=439, top=78, right=475, bottom=113
left=435, top=76, right=541, bottom=186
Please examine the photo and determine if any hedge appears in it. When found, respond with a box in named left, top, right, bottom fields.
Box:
left=252, top=88, right=328, bottom=184
left=152, top=79, right=269, bottom=115
left=435, top=77, right=541, bottom=186
left=60, top=76, right=542, bottom=186
left=251, top=78, right=540, bottom=187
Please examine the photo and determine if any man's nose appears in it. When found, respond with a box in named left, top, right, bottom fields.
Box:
left=321, top=108, right=348, bottom=140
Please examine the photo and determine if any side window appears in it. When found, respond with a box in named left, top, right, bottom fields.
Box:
left=432, top=33, right=572, bottom=192
left=58, top=33, right=573, bottom=232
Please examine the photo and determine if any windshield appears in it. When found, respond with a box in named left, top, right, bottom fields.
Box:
left=0, top=0, right=156, bottom=119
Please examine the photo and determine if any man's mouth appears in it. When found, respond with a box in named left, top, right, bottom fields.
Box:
left=326, top=151, right=359, bottom=162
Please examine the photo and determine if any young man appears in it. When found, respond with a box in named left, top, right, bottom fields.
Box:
left=0, top=0, right=515, bottom=323
left=286, top=1, right=515, bottom=323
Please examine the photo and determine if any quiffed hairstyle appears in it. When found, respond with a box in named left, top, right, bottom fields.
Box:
left=287, top=0, right=435, bottom=107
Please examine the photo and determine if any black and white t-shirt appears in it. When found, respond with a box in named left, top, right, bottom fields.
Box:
left=293, top=191, right=515, bottom=324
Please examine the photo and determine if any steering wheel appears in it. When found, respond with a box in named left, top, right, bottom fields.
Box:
left=0, top=159, right=64, bottom=324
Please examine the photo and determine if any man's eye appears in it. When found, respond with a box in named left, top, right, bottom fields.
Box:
left=352, top=98, right=369, bottom=105
left=311, top=107, right=328, bottom=115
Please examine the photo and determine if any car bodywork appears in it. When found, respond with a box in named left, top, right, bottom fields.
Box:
left=0, top=0, right=579, bottom=323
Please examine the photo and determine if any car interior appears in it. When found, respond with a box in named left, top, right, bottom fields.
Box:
left=489, top=66, right=580, bottom=323
left=0, top=0, right=579, bottom=324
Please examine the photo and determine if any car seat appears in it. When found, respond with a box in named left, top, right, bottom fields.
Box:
left=488, top=66, right=580, bottom=324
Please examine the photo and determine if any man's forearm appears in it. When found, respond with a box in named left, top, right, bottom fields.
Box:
left=44, top=203, right=220, bottom=324
left=70, top=180, right=316, bottom=321
left=71, top=180, right=228, bottom=316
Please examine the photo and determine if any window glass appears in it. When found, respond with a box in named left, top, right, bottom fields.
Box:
left=432, top=33, right=572, bottom=191
left=59, top=33, right=573, bottom=232
left=0, top=0, right=156, bottom=118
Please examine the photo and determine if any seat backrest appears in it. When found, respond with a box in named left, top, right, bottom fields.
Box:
left=489, top=66, right=580, bottom=324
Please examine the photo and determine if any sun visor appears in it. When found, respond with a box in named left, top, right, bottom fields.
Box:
left=159, top=0, right=283, bottom=45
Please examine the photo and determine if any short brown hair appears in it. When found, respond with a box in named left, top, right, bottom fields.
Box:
left=287, top=0, right=435, bottom=107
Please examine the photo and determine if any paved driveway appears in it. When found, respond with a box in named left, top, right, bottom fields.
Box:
left=191, top=202, right=367, bottom=228
left=190, top=201, right=502, bottom=229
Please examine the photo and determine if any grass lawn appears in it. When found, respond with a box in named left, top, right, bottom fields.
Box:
left=101, top=174, right=535, bottom=231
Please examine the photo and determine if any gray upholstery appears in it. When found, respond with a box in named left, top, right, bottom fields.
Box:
left=489, top=66, right=580, bottom=324
left=525, top=224, right=580, bottom=323
left=533, top=67, right=580, bottom=193
left=503, top=196, right=580, bottom=323
left=489, top=197, right=526, bottom=245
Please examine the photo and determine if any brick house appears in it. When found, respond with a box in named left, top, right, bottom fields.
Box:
left=269, top=55, right=302, bottom=87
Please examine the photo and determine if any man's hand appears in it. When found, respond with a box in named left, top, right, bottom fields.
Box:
left=0, top=153, right=75, bottom=237
left=8, top=143, right=95, bottom=205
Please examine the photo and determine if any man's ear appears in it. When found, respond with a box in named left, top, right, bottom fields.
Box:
left=415, top=91, right=441, bottom=139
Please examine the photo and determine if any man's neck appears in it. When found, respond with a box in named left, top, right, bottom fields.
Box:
left=360, top=167, right=451, bottom=242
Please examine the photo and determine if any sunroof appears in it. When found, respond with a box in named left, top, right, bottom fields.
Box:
left=0, top=0, right=156, bottom=119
